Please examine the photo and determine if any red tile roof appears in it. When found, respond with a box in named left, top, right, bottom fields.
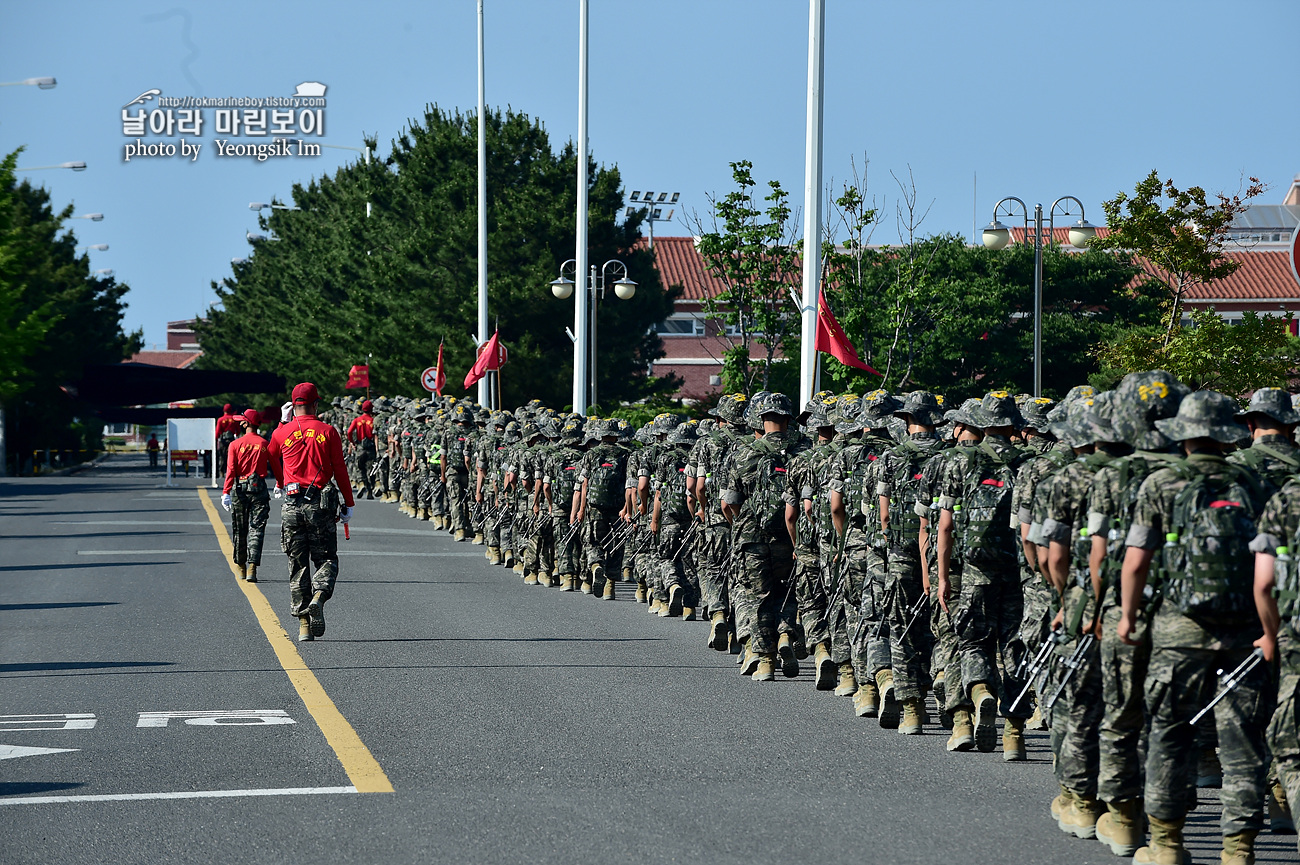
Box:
left=126, top=350, right=202, bottom=369
left=638, top=236, right=729, bottom=300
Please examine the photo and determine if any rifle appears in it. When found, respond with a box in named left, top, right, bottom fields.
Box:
left=1044, top=633, right=1095, bottom=711
left=824, top=526, right=854, bottom=612
left=850, top=578, right=896, bottom=651
left=1191, top=647, right=1265, bottom=725
left=898, top=592, right=930, bottom=640
left=560, top=520, right=583, bottom=549
left=667, top=520, right=699, bottom=563
left=1009, top=629, right=1064, bottom=715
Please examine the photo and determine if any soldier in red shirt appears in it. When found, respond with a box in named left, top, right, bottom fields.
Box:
left=221, top=410, right=271, bottom=582
left=347, top=399, right=378, bottom=500
left=268, top=382, right=355, bottom=642
left=215, top=403, right=241, bottom=476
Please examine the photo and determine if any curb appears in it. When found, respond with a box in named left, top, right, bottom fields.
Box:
left=53, top=451, right=113, bottom=477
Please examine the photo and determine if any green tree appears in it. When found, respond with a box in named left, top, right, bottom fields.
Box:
left=197, top=107, right=677, bottom=410
left=685, top=161, right=801, bottom=394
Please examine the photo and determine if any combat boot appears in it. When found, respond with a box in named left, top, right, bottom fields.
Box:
left=1219, top=830, right=1257, bottom=865
left=502, top=549, right=516, bottom=568
left=1059, top=793, right=1104, bottom=839
left=454, top=529, right=467, bottom=542
left=834, top=664, right=858, bottom=697
left=682, top=606, right=696, bottom=621
left=622, top=567, right=634, bottom=582
left=740, top=645, right=761, bottom=677
left=932, top=670, right=945, bottom=708
left=1270, top=780, right=1295, bottom=834
left=852, top=678, right=879, bottom=717
left=793, top=636, right=808, bottom=660
left=237, top=564, right=247, bottom=579
left=307, top=591, right=326, bottom=637
left=419, top=508, right=430, bottom=521
left=1132, top=816, right=1190, bottom=865
left=946, top=710, right=974, bottom=751
left=876, top=669, right=900, bottom=729
left=708, top=611, right=729, bottom=651
left=580, top=578, right=593, bottom=595
left=557, top=574, right=573, bottom=592
left=602, top=579, right=616, bottom=600
left=776, top=633, right=799, bottom=678
left=752, top=655, right=775, bottom=682
left=971, top=682, right=997, bottom=752
left=667, top=585, right=684, bottom=617
left=513, top=561, right=526, bottom=576
left=898, top=699, right=924, bottom=735
left=246, top=565, right=258, bottom=583
left=472, top=532, right=485, bottom=546
left=635, top=580, right=648, bottom=603
left=487, top=546, right=501, bottom=565
left=537, top=571, right=553, bottom=588
left=1096, top=798, right=1144, bottom=857
left=524, top=571, right=538, bottom=586
left=1027, top=698, right=1047, bottom=730
left=1002, top=716, right=1026, bottom=762
left=297, top=616, right=313, bottom=642
left=814, top=643, right=836, bottom=690
left=1051, top=785, right=1073, bottom=821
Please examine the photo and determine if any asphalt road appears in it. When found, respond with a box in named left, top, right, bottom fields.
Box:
left=1, top=452, right=1295, bottom=864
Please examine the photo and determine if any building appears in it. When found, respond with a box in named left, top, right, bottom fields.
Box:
left=125, top=319, right=203, bottom=369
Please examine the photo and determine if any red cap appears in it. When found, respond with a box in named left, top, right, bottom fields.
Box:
left=223, top=403, right=233, bottom=413
left=361, top=399, right=373, bottom=413
left=291, top=382, right=319, bottom=405
left=242, top=409, right=261, bottom=425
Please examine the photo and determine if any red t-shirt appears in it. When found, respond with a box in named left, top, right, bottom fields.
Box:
left=347, top=413, right=375, bottom=443
left=216, top=414, right=241, bottom=436
left=222, top=431, right=271, bottom=494
left=267, top=415, right=355, bottom=507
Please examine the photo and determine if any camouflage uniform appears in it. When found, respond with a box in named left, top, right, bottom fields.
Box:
left=579, top=424, right=629, bottom=590
left=789, top=403, right=838, bottom=653
left=544, top=421, right=586, bottom=585
left=652, top=423, right=700, bottom=615
left=282, top=484, right=341, bottom=618
left=691, top=395, right=749, bottom=625
left=443, top=412, right=475, bottom=538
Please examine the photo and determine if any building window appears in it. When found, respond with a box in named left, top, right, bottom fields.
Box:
left=657, top=315, right=704, bottom=336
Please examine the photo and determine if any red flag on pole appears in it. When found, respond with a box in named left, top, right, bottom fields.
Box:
left=345, top=364, right=370, bottom=389
left=464, top=331, right=503, bottom=391
left=815, top=295, right=881, bottom=375
left=434, top=341, right=447, bottom=396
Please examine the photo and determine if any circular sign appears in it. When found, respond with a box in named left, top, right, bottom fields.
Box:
left=1290, top=221, right=1300, bottom=291
left=420, top=367, right=438, bottom=392
left=477, top=341, right=508, bottom=365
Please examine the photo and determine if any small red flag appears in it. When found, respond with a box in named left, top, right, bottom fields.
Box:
left=815, top=295, right=880, bottom=375
left=345, top=364, right=370, bottom=389
left=464, top=331, right=504, bottom=391
left=434, top=342, right=447, bottom=396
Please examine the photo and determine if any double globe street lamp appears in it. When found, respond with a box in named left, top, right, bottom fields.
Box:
left=981, top=196, right=1098, bottom=396
left=550, top=259, right=636, bottom=412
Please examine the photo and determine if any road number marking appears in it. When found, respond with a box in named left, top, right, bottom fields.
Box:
left=137, top=710, right=295, bottom=727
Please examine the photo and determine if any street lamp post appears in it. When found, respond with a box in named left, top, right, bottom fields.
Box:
left=550, top=258, right=636, bottom=412
left=16, top=161, right=85, bottom=172
left=981, top=195, right=1097, bottom=396
left=0, top=77, right=56, bottom=89
left=72, top=212, right=104, bottom=221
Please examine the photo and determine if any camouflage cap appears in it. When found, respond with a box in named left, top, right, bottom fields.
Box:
left=969, top=390, right=1025, bottom=429
left=1078, top=391, right=1126, bottom=444
left=667, top=423, right=699, bottom=446
left=1019, top=396, right=1056, bottom=431
left=651, top=412, right=683, bottom=435
left=1154, top=390, right=1249, bottom=444
left=805, top=403, right=833, bottom=429
left=859, top=389, right=902, bottom=428
left=832, top=395, right=863, bottom=435
left=452, top=404, right=475, bottom=424
left=745, top=391, right=773, bottom=430
left=1053, top=397, right=1099, bottom=448
left=1112, top=370, right=1188, bottom=449
left=521, top=422, right=543, bottom=441
left=893, top=390, right=944, bottom=427
left=1238, top=387, right=1300, bottom=425
left=697, top=418, right=716, bottom=436
left=754, top=391, right=794, bottom=420
left=560, top=419, right=584, bottom=444
left=598, top=418, right=621, bottom=438
left=710, top=393, right=749, bottom=424
left=944, top=397, right=983, bottom=428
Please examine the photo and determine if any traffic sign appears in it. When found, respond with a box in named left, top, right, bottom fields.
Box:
left=1290, top=222, right=1300, bottom=291
left=420, top=367, right=438, bottom=392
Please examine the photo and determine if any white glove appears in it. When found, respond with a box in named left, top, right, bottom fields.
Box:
left=221, top=493, right=232, bottom=512
left=280, top=401, right=293, bottom=423
left=273, top=485, right=283, bottom=499
left=341, top=506, right=354, bottom=524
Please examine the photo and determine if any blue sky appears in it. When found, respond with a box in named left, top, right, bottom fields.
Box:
left=3, top=0, right=1296, bottom=348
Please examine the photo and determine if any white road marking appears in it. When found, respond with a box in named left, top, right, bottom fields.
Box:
left=137, top=710, right=295, bottom=727
left=0, top=714, right=96, bottom=731
left=0, top=785, right=359, bottom=806
left=0, top=744, right=79, bottom=761
left=77, top=550, right=210, bottom=555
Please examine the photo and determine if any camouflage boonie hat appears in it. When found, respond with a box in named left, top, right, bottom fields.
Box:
left=1113, top=370, right=1188, bottom=449
left=893, top=390, right=944, bottom=427
left=502, top=421, right=521, bottom=443
left=969, top=390, right=1025, bottom=429
left=1052, top=397, right=1099, bottom=448
left=521, top=422, right=543, bottom=441
left=594, top=418, right=620, bottom=438
left=1239, top=387, right=1300, bottom=425
left=1154, top=390, right=1249, bottom=444
left=667, top=423, right=699, bottom=446
left=859, top=390, right=902, bottom=428
left=697, top=418, right=716, bottom=436
left=1079, top=391, right=1125, bottom=444
left=804, top=403, right=832, bottom=429
left=746, top=391, right=772, bottom=430
left=652, top=412, right=682, bottom=435
left=944, top=397, right=983, bottom=428
left=452, top=404, right=475, bottom=424
left=1019, top=396, right=1055, bottom=431
left=560, top=419, right=584, bottom=445
left=710, top=393, right=748, bottom=424
left=753, top=392, right=794, bottom=419
left=832, top=395, right=863, bottom=435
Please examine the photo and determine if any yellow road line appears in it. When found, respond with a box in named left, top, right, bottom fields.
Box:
left=197, top=488, right=393, bottom=793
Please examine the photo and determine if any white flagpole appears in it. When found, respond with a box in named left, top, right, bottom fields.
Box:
left=799, top=0, right=825, bottom=405
left=476, top=0, right=490, bottom=407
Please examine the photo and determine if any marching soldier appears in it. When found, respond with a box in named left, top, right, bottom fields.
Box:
left=346, top=398, right=378, bottom=500
left=221, top=409, right=271, bottom=582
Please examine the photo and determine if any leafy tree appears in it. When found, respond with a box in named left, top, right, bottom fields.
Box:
left=1090, top=170, right=1265, bottom=345
left=684, top=161, right=801, bottom=394
left=197, top=107, right=676, bottom=410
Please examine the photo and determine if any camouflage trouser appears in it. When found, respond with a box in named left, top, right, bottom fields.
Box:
left=623, top=507, right=647, bottom=580
left=376, top=454, right=390, bottom=497
left=1270, top=646, right=1300, bottom=856
left=933, top=569, right=961, bottom=704
left=948, top=563, right=1027, bottom=717
left=656, top=521, right=697, bottom=608
left=829, top=531, right=889, bottom=676
left=1019, top=572, right=1055, bottom=657
left=428, top=471, right=446, bottom=516
left=521, top=509, right=551, bottom=576
left=401, top=465, right=419, bottom=510
left=1051, top=590, right=1103, bottom=797
left=583, top=508, right=622, bottom=579
left=416, top=465, right=433, bottom=511
left=216, top=432, right=236, bottom=476
left=733, top=540, right=795, bottom=655
left=1144, top=611, right=1271, bottom=836
left=552, top=513, right=581, bottom=577
left=230, top=478, right=270, bottom=567
left=698, top=521, right=730, bottom=616
left=281, top=488, right=339, bottom=618
left=355, top=442, right=376, bottom=499
left=795, top=546, right=829, bottom=647
left=445, top=472, right=471, bottom=532
left=1098, top=603, right=1151, bottom=804
left=885, top=555, right=929, bottom=702
left=481, top=490, right=501, bottom=547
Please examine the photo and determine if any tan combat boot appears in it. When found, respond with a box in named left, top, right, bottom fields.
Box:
left=602, top=579, right=616, bottom=600
left=1027, top=699, right=1047, bottom=730
left=297, top=616, right=313, bottom=642
left=472, top=532, right=485, bottom=545
left=776, top=633, right=799, bottom=678
left=246, top=565, right=258, bottom=583
left=1051, top=785, right=1074, bottom=821
left=649, top=597, right=663, bottom=615
left=1219, top=830, right=1258, bottom=865
left=708, top=611, right=729, bottom=651
left=1270, top=780, right=1295, bottom=834
left=523, top=571, right=538, bottom=586
left=419, top=508, right=430, bottom=521
left=1096, top=798, right=1145, bottom=858
left=307, top=591, right=326, bottom=637
left=538, top=571, right=553, bottom=588
left=487, top=547, right=501, bottom=565
left=740, top=645, right=761, bottom=677
left=1132, top=816, right=1190, bottom=865
left=454, top=529, right=467, bottom=542
left=834, top=664, right=858, bottom=697
left=876, top=669, right=900, bottom=729
left=1059, top=793, right=1104, bottom=839
left=502, top=549, right=515, bottom=568
left=854, top=678, right=880, bottom=717
left=634, top=580, right=648, bottom=603
left=622, top=567, right=634, bottom=582
left=580, top=579, right=593, bottom=595
left=752, top=654, right=775, bottom=682
left=1002, top=716, right=1026, bottom=762
left=682, top=606, right=696, bottom=621
left=971, top=682, right=997, bottom=753
left=557, top=574, right=573, bottom=592
left=898, top=699, right=924, bottom=735
left=946, top=710, right=974, bottom=752
left=237, top=564, right=247, bottom=579
left=814, top=643, right=836, bottom=690
left=667, top=585, right=684, bottom=617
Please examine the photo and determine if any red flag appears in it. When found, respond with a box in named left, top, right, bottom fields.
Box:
left=464, top=331, right=504, bottom=391
left=434, top=342, right=447, bottom=396
left=816, top=295, right=880, bottom=375
left=345, top=364, right=370, bottom=389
